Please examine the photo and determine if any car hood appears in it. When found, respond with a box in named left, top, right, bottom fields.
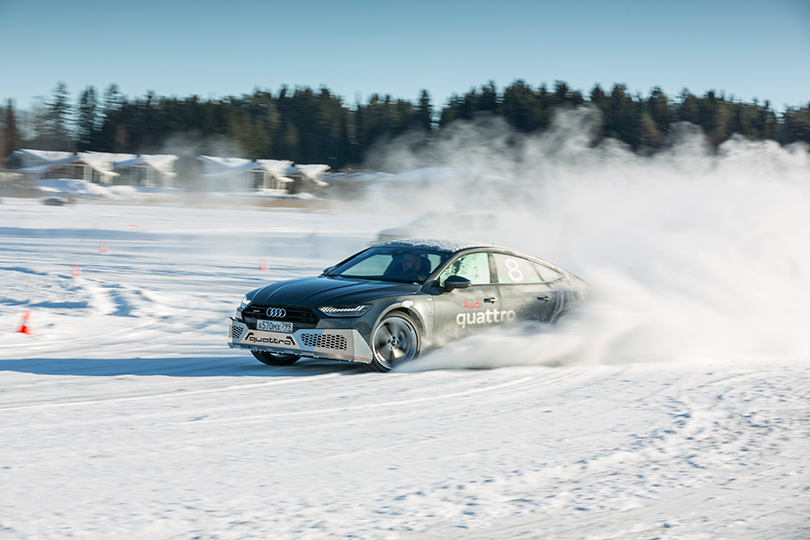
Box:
left=251, top=276, right=421, bottom=307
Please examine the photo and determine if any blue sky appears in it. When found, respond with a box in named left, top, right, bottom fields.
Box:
left=1, top=0, right=808, bottom=112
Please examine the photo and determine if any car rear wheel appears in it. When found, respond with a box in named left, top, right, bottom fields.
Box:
left=369, top=312, right=420, bottom=372
left=251, top=350, right=300, bottom=366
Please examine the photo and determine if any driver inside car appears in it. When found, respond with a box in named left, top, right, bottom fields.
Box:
left=385, top=252, right=430, bottom=281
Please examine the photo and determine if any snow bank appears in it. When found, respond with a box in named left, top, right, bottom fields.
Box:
left=38, top=178, right=181, bottom=201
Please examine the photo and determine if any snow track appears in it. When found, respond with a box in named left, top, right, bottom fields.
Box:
left=1, top=199, right=809, bottom=539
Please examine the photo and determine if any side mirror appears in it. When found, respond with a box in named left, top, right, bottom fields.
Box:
left=443, top=275, right=471, bottom=292
left=322, top=265, right=336, bottom=275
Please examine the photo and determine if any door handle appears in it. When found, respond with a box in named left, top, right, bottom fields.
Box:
left=537, top=295, right=551, bottom=303
left=483, top=297, right=498, bottom=303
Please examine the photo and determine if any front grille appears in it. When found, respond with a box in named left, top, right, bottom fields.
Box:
left=300, top=332, right=348, bottom=350
left=242, top=304, right=320, bottom=329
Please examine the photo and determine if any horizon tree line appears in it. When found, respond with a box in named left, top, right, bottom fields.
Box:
left=1, top=80, right=809, bottom=172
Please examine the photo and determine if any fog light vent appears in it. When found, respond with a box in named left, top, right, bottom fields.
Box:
left=300, top=332, right=347, bottom=350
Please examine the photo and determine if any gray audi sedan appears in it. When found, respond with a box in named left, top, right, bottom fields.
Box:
left=228, top=239, right=586, bottom=372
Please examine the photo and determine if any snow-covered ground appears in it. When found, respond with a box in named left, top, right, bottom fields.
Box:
left=1, top=197, right=808, bottom=540
left=2, top=121, right=810, bottom=539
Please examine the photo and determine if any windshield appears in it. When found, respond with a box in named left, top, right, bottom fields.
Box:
left=327, top=246, right=450, bottom=283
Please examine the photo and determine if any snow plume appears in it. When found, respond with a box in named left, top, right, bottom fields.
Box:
left=158, top=132, right=245, bottom=192
left=363, top=107, right=810, bottom=371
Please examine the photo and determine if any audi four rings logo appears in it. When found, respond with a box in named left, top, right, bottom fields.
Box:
left=265, top=307, right=287, bottom=319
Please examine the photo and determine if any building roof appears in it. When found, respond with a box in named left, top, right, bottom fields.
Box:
left=112, top=153, right=179, bottom=176
left=291, top=164, right=330, bottom=178
left=17, top=149, right=74, bottom=162
left=12, top=150, right=118, bottom=177
left=288, top=164, right=330, bottom=186
left=198, top=155, right=293, bottom=181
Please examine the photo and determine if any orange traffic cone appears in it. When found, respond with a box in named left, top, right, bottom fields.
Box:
left=99, top=243, right=109, bottom=254
left=259, top=259, right=268, bottom=270
left=71, top=265, right=82, bottom=277
left=17, top=310, right=32, bottom=335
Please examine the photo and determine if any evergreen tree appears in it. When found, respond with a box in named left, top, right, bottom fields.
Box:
left=501, top=80, right=545, bottom=132
left=676, top=89, right=700, bottom=125
left=479, top=81, right=498, bottom=113
left=46, top=82, right=73, bottom=149
left=646, top=87, right=671, bottom=133
left=0, top=114, right=6, bottom=169
left=76, top=86, right=98, bottom=150
left=415, top=89, right=433, bottom=132
left=2, top=99, right=22, bottom=159
left=606, top=84, right=640, bottom=147
left=782, top=104, right=810, bottom=144
left=97, top=84, right=125, bottom=152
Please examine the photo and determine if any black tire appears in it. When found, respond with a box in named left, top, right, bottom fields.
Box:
left=369, top=312, right=421, bottom=372
left=252, top=350, right=300, bottom=366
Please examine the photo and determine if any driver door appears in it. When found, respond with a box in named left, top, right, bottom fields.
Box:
left=432, top=251, right=503, bottom=343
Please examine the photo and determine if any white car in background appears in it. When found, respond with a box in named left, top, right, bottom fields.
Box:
left=375, top=210, right=499, bottom=244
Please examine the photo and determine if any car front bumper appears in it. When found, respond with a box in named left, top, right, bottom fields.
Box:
left=227, top=318, right=374, bottom=364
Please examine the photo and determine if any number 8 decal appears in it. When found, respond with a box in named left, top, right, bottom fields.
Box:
left=504, top=258, right=524, bottom=282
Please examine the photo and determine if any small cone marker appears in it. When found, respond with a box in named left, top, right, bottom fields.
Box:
left=17, top=310, right=32, bottom=335
left=127, top=224, right=137, bottom=230
left=92, top=222, right=100, bottom=229
left=99, top=243, right=109, bottom=254
left=259, top=259, right=268, bottom=270
left=71, top=265, right=82, bottom=277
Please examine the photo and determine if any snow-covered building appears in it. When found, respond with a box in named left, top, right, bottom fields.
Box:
left=7, top=149, right=118, bottom=184
left=286, top=164, right=330, bottom=193
left=197, top=156, right=294, bottom=192
left=112, top=154, right=178, bottom=187
left=6, top=150, right=179, bottom=188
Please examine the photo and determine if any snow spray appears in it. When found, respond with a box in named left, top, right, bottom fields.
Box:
left=359, top=107, right=810, bottom=371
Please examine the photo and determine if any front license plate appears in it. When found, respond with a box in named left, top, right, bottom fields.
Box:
left=257, top=320, right=293, bottom=333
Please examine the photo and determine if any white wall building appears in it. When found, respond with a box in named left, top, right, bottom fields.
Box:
left=197, top=156, right=294, bottom=192
left=286, top=164, right=330, bottom=193
left=7, top=150, right=180, bottom=188
left=8, top=149, right=118, bottom=184
left=112, top=154, right=178, bottom=187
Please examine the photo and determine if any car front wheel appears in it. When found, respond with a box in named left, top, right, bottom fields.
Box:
left=369, top=312, right=420, bottom=372
left=252, top=350, right=300, bottom=366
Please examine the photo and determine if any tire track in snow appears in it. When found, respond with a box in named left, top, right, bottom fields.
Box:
left=186, top=369, right=582, bottom=426
left=0, top=372, right=343, bottom=411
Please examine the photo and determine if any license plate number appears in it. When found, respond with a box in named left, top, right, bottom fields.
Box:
left=257, top=320, right=293, bottom=332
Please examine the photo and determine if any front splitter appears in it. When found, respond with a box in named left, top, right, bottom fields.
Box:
left=227, top=318, right=373, bottom=364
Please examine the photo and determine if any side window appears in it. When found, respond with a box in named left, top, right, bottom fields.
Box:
left=439, top=252, right=491, bottom=286
left=494, top=254, right=541, bottom=284
left=531, top=262, right=562, bottom=283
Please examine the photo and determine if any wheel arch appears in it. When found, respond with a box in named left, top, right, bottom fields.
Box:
left=378, top=304, right=426, bottom=335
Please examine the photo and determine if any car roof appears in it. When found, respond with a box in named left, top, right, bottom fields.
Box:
left=379, top=238, right=498, bottom=254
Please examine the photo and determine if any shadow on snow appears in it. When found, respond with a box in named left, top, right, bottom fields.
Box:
left=0, top=355, right=369, bottom=377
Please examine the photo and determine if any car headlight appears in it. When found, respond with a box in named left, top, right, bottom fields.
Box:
left=317, top=305, right=372, bottom=317
left=240, top=296, right=252, bottom=309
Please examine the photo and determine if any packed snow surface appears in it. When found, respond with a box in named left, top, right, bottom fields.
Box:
left=1, top=196, right=808, bottom=540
